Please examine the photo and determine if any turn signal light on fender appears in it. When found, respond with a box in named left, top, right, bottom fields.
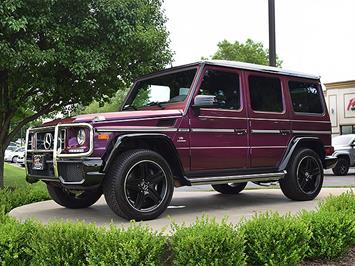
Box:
left=97, top=134, right=110, bottom=140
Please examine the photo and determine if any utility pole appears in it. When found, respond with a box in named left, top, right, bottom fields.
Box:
left=268, top=0, right=276, bottom=67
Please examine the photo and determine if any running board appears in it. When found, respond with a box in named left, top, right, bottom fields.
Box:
left=188, top=170, right=287, bottom=186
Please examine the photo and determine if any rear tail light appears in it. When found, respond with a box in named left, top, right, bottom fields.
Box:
left=324, top=146, right=334, bottom=156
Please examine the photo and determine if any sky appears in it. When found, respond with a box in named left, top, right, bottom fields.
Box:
left=162, top=0, right=355, bottom=83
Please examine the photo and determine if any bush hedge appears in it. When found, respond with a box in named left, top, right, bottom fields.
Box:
left=0, top=187, right=354, bottom=265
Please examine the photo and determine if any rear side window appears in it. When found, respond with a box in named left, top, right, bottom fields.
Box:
left=288, top=81, right=323, bottom=114
left=249, top=76, right=283, bottom=112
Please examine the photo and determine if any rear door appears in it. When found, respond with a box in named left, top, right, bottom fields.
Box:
left=245, top=72, right=291, bottom=169
left=188, top=66, right=248, bottom=172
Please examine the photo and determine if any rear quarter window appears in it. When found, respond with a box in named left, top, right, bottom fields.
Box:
left=288, top=81, right=323, bottom=114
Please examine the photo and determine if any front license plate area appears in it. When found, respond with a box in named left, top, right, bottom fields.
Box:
left=32, top=155, right=44, bottom=170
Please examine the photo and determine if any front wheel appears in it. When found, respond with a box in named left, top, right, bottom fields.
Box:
left=47, top=184, right=102, bottom=209
left=103, top=149, right=174, bottom=221
left=280, top=149, right=323, bottom=201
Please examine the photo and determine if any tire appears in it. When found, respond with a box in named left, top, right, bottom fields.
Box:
left=332, top=157, right=349, bottom=176
left=12, top=156, right=18, bottom=163
left=47, top=184, right=102, bottom=209
left=103, top=149, right=174, bottom=221
left=280, top=148, right=323, bottom=201
left=212, top=182, right=247, bottom=194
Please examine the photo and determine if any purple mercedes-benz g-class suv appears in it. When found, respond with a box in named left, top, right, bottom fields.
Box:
left=25, top=60, right=337, bottom=220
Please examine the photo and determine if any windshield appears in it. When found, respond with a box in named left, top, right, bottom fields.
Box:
left=123, top=68, right=197, bottom=110
left=333, top=135, right=355, bottom=145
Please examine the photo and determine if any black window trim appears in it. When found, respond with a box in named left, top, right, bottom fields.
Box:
left=287, top=78, right=326, bottom=117
left=248, top=74, right=285, bottom=115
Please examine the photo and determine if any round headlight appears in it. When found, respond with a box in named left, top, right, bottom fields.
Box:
left=77, top=129, right=86, bottom=146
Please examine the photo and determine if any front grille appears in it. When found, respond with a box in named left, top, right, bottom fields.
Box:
left=58, top=163, right=84, bottom=182
left=36, top=131, right=55, bottom=150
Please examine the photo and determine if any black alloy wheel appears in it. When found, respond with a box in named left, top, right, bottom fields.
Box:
left=124, top=160, right=168, bottom=212
left=296, top=156, right=322, bottom=195
left=332, top=157, right=350, bottom=176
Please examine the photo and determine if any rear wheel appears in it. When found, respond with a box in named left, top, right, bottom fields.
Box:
left=280, top=148, right=323, bottom=201
left=332, top=157, right=349, bottom=176
left=211, top=182, right=247, bottom=194
left=12, top=156, right=18, bottom=163
left=47, top=184, right=102, bottom=209
left=103, top=149, right=174, bottom=221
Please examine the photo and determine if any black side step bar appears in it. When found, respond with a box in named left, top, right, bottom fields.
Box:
left=187, top=171, right=287, bottom=186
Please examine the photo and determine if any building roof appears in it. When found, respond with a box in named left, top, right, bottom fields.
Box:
left=324, top=80, right=355, bottom=89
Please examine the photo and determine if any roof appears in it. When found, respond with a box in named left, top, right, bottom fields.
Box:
left=137, top=60, right=321, bottom=81
left=324, top=80, right=355, bottom=89
left=202, top=60, right=320, bottom=80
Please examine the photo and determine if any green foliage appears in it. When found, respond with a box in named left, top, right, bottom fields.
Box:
left=87, top=224, right=165, bottom=265
left=0, top=218, right=39, bottom=265
left=301, top=191, right=355, bottom=259
left=0, top=185, right=49, bottom=213
left=31, top=222, right=98, bottom=266
left=170, top=217, right=246, bottom=266
left=209, top=39, right=282, bottom=67
left=0, top=0, right=173, bottom=184
left=241, top=212, right=311, bottom=266
left=76, top=89, right=128, bottom=115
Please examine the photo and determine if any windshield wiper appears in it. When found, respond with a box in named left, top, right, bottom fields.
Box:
left=145, top=101, right=165, bottom=109
left=122, top=104, right=137, bottom=111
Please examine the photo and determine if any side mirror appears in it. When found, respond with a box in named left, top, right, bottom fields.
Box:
left=192, top=95, right=217, bottom=109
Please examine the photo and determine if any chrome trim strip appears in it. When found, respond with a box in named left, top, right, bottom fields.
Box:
left=27, top=150, right=53, bottom=153
left=199, top=115, right=247, bottom=120
left=191, top=128, right=235, bottom=133
left=252, top=146, right=288, bottom=149
left=251, top=129, right=280, bottom=134
left=190, top=146, right=247, bottom=149
left=189, top=170, right=287, bottom=186
left=178, top=128, right=190, bottom=132
left=96, top=127, right=178, bottom=132
left=293, top=130, right=331, bottom=134
left=59, top=176, right=85, bottom=185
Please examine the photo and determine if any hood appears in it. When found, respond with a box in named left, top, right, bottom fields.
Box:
left=41, top=109, right=183, bottom=126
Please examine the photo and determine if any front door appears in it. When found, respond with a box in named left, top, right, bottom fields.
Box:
left=245, top=72, right=291, bottom=169
left=188, top=67, right=248, bottom=173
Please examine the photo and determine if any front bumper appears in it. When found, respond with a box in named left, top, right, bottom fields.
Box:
left=26, top=157, right=105, bottom=188
left=323, top=156, right=338, bottom=169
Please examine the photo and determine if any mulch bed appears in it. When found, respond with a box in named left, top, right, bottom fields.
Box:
left=300, top=246, right=355, bottom=266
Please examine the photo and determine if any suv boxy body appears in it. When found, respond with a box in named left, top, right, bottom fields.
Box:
left=25, top=60, right=337, bottom=220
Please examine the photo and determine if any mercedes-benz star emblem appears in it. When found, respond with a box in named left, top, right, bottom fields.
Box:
left=44, top=133, right=53, bottom=150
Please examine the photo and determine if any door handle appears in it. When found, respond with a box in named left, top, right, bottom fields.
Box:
left=280, top=130, right=291, bottom=135
left=235, top=129, right=247, bottom=135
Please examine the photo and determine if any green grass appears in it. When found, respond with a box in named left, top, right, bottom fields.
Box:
left=4, top=163, right=45, bottom=189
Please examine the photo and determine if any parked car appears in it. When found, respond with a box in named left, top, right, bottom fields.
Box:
left=5, top=147, right=25, bottom=163
left=25, top=60, right=337, bottom=221
left=331, top=134, right=355, bottom=175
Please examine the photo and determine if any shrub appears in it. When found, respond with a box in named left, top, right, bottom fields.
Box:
left=241, top=212, right=311, bottom=266
left=86, top=223, right=165, bottom=265
left=0, top=217, right=39, bottom=265
left=31, top=221, right=97, bottom=266
left=301, top=209, right=354, bottom=259
left=170, top=217, right=246, bottom=266
left=319, top=190, right=355, bottom=215
left=0, top=185, right=49, bottom=213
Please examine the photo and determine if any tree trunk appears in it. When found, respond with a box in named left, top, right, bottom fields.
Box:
left=0, top=146, right=4, bottom=188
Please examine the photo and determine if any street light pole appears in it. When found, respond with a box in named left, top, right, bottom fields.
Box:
left=268, top=0, right=276, bottom=67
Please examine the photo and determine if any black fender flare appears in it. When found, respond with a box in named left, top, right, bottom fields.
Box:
left=102, top=133, right=190, bottom=185
left=278, top=137, right=325, bottom=171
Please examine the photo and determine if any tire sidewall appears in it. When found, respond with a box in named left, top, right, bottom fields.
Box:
left=333, top=157, right=349, bottom=176
left=107, top=150, right=174, bottom=220
left=282, top=149, right=324, bottom=200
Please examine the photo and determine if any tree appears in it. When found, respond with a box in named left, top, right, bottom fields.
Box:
left=208, top=39, right=282, bottom=67
left=0, top=0, right=173, bottom=187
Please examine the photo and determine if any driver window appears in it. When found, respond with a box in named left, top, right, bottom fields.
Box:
left=198, top=69, right=240, bottom=110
